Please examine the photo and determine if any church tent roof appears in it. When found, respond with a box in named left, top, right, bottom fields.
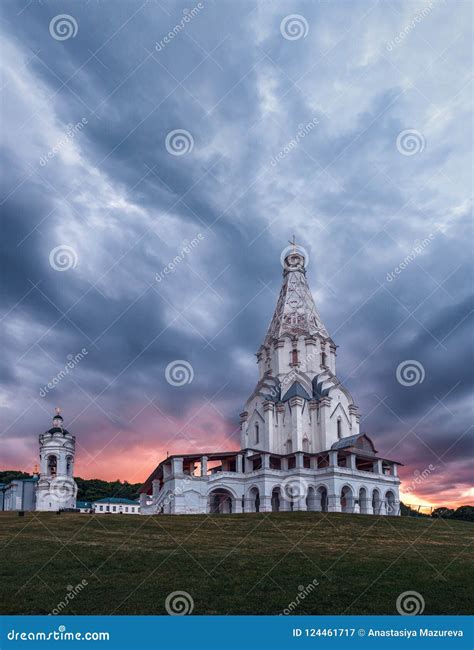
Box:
left=263, top=248, right=329, bottom=346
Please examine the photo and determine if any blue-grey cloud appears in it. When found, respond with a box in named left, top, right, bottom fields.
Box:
left=0, top=0, right=472, bottom=505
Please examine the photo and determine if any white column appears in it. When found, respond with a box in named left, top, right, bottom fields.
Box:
left=319, top=397, right=332, bottom=450
left=236, top=455, right=243, bottom=473
left=348, top=454, right=357, bottom=470
left=373, top=459, right=383, bottom=474
left=152, top=479, right=160, bottom=498
left=289, top=396, right=304, bottom=450
left=201, top=456, right=208, bottom=477
left=260, top=495, right=272, bottom=512
left=304, top=337, right=317, bottom=373
left=171, top=457, right=183, bottom=476
left=329, top=450, right=338, bottom=467
left=239, top=412, right=249, bottom=449
left=308, top=400, right=319, bottom=451
left=262, top=453, right=270, bottom=469
left=295, top=452, right=304, bottom=469
left=263, top=401, right=274, bottom=450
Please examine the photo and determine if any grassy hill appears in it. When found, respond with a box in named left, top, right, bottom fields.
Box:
left=0, top=511, right=472, bottom=615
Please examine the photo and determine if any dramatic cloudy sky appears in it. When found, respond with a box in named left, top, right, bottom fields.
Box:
left=1, top=0, right=472, bottom=507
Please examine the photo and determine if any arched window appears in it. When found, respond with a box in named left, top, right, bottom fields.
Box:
left=321, top=351, right=327, bottom=367
left=291, top=348, right=299, bottom=365
left=255, top=423, right=259, bottom=444
left=302, top=437, right=310, bottom=452
left=66, top=455, right=73, bottom=477
left=337, top=418, right=342, bottom=439
left=47, top=455, right=57, bottom=477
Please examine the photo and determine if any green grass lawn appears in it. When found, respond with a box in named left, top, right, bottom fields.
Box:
left=0, top=511, right=472, bottom=615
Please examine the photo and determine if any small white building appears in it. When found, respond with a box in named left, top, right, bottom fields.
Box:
left=76, top=501, right=93, bottom=513
left=92, top=498, right=140, bottom=514
left=140, top=244, right=402, bottom=516
left=1, top=476, right=38, bottom=511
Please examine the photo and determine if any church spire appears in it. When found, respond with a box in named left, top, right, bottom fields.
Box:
left=264, top=243, right=328, bottom=345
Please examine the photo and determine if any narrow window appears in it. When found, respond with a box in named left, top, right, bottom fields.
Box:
left=291, top=348, right=298, bottom=365
left=321, top=351, right=327, bottom=367
left=337, top=418, right=342, bottom=439
left=255, top=423, right=259, bottom=444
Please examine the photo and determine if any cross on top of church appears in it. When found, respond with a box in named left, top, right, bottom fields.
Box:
left=288, top=235, right=298, bottom=252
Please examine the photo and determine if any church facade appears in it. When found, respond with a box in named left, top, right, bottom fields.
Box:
left=140, top=246, right=402, bottom=516
left=1, top=409, right=78, bottom=512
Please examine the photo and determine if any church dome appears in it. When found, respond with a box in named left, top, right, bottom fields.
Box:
left=46, top=426, right=70, bottom=435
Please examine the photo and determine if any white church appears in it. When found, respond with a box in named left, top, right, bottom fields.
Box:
left=140, top=244, right=402, bottom=516
left=0, top=409, right=78, bottom=512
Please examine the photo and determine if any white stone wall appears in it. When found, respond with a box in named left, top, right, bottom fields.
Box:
left=141, top=465, right=400, bottom=517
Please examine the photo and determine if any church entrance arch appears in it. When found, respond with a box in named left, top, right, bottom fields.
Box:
left=271, top=487, right=281, bottom=512
left=340, top=485, right=354, bottom=513
left=372, top=489, right=381, bottom=514
left=359, top=487, right=369, bottom=514
left=306, top=487, right=317, bottom=511
left=209, top=488, right=234, bottom=514
left=249, top=487, right=260, bottom=513
left=385, top=490, right=396, bottom=516
left=317, top=486, right=328, bottom=512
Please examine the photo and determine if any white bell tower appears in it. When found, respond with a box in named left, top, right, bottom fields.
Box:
left=36, top=408, right=78, bottom=511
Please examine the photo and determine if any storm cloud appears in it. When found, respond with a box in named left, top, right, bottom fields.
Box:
left=0, top=0, right=472, bottom=507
